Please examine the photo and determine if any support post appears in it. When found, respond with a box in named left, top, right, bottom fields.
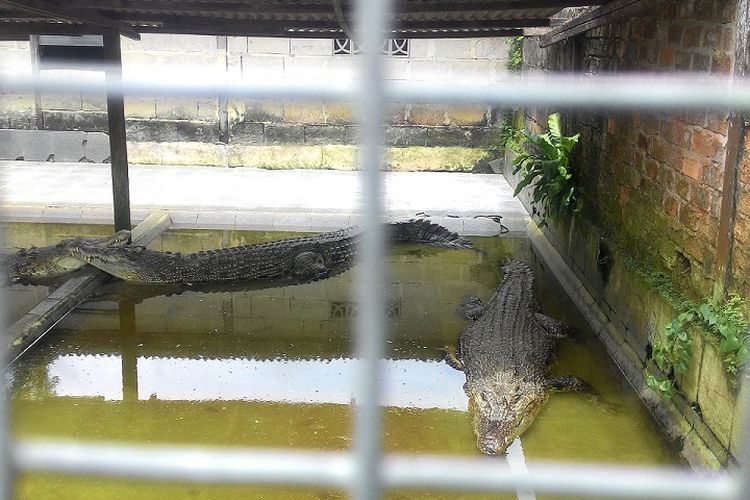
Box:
left=103, top=30, right=132, bottom=233
left=28, top=34, right=43, bottom=130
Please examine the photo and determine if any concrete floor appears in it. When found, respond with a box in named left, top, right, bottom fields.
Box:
left=0, top=161, right=530, bottom=235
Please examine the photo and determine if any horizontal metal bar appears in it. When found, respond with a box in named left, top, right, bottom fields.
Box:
left=3, top=70, right=750, bottom=110
left=13, top=441, right=737, bottom=499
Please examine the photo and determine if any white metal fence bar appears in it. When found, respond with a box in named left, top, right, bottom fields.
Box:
left=351, top=0, right=390, bottom=498
left=13, top=441, right=737, bottom=499
left=4, top=72, right=750, bottom=110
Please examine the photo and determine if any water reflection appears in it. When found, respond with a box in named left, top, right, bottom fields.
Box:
left=48, top=354, right=467, bottom=410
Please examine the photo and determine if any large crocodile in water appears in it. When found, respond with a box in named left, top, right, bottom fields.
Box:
left=446, top=260, right=591, bottom=455
left=7, top=220, right=473, bottom=285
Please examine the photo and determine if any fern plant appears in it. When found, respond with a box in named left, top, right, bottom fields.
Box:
left=512, top=113, right=580, bottom=222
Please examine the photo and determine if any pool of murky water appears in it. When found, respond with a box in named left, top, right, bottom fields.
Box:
left=4, top=223, right=682, bottom=499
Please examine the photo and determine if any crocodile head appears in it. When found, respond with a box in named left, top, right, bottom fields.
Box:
left=467, top=376, right=548, bottom=454
left=4, top=231, right=131, bottom=283
left=69, top=245, right=147, bottom=282
left=5, top=245, right=85, bottom=282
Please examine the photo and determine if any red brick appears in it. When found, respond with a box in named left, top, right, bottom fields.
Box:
left=645, top=158, right=659, bottom=180
left=675, top=51, right=692, bottom=71
left=711, top=50, right=733, bottom=74
left=739, top=191, right=750, bottom=217
left=734, top=214, right=750, bottom=244
left=637, top=132, right=649, bottom=150
left=693, top=53, right=711, bottom=72
left=702, top=163, right=725, bottom=186
left=660, top=119, right=692, bottom=148
left=676, top=175, right=693, bottom=201
left=659, top=46, right=676, bottom=67
left=679, top=204, right=701, bottom=231
left=705, top=112, right=728, bottom=135
left=680, top=156, right=704, bottom=180
left=619, top=185, right=631, bottom=203
left=683, top=25, right=703, bottom=48
left=693, top=185, right=713, bottom=212
left=650, top=138, right=681, bottom=165
left=691, top=128, right=724, bottom=160
left=663, top=194, right=681, bottom=218
left=644, top=19, right=657, bottom=39
left=668, top=24, right=684, bottom=43
left=740, top=158, right=750, bottom=184
left=657, top=164, right=676, bottom=191
left=607, top=118, right=617, bottom=135
left=703, top=27, right=722, bottom=47
left=721, top=27, right=734, bottom=52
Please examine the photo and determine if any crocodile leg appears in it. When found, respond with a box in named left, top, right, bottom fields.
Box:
left=458, top=296, right=485, bottom=321
left=545, top=375, right=593, bottom=393
left=535, top=313, right=569, bottom=338
left=442, top=345, right=464, bottom=371
left=292, top=251, right=329, bottom=278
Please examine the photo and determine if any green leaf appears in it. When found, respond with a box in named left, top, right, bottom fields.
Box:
left=547, top=113, right=563, bottom=142
left=513, top=171, right=541, bottom=196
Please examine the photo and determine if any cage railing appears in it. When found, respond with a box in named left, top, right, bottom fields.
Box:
left=2, top=0, right=750, bottom=497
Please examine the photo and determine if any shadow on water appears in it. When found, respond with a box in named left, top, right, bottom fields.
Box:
left=5, top=225, right=682, bottom=499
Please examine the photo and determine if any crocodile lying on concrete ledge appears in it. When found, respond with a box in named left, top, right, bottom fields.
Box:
left=9, top=220, right=473, bottom=285
left=4, top=231, right=131, bottom=284
left=446, top=260, right=591, bottom=455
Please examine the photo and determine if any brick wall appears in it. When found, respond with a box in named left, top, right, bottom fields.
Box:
left=734, top=134, right=750, bottom=296
left=513, top=0, right=749, bottom=466
left=524, top=0, right=738, bottom=299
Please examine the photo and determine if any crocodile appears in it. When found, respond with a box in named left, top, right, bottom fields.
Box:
left=4, top=231, right=131, bottom=284
left=446, top=260, right=591, bottom=455
left=58, top=219, right=473, bottom=284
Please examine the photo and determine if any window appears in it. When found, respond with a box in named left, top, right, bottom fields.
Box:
left=333, top=38, right=409, bottom=56
left=36, top=35, right=105, bottom=69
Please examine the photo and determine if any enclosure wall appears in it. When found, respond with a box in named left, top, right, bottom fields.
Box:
left=508, top=0, right=748, bottom=467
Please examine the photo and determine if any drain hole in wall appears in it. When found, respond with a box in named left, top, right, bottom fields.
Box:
left=596, top=239, right=613, bottom=285
left=675, top=252, right=692, bottom=275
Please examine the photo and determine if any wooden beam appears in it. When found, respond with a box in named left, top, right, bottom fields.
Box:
left=0, top=0, right=140, bottom=40
left=538, top=0, right=649, bottom=47
left=713, top=0, right=749, bottom=298
left=103, top=29, right=132, bottom=234
left=6, top=211, right=172, bottom=364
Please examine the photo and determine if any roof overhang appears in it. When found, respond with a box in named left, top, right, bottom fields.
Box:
left=0, top=0, right=608, bottom=40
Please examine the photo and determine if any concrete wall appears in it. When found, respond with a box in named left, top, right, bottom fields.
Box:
left=509, top=0, right=748, bottom=467
left=0, top=35, right=511, bottom=170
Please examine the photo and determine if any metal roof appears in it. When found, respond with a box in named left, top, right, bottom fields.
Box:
left=0, top=1, right=605, bottom=40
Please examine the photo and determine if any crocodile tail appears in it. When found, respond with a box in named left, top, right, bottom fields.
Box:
left=388, top=219, right=474, bottom=250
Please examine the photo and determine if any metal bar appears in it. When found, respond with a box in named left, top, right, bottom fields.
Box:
left=103, top=30, right=133, bottom=233
left=0, top=237, right=13, bottom=500
left=6, top=72, right=750, bottom=110
left=351, top=0, right=389, bottom=497
left=12, top=441, right=737, bottom=499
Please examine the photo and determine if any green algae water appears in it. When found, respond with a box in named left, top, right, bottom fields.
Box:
left=4, top=224, right=681, bottom=499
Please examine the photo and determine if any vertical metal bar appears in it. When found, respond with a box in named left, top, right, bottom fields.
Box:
left=103, top=29, right=133, bottom=233
left=0, top=236, right=15, bottom=498
left=217, top=35, right=230, bottom=144
left=351, top=0, right=390, bottom=498
left=28, top=34, right=44, bottom=130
